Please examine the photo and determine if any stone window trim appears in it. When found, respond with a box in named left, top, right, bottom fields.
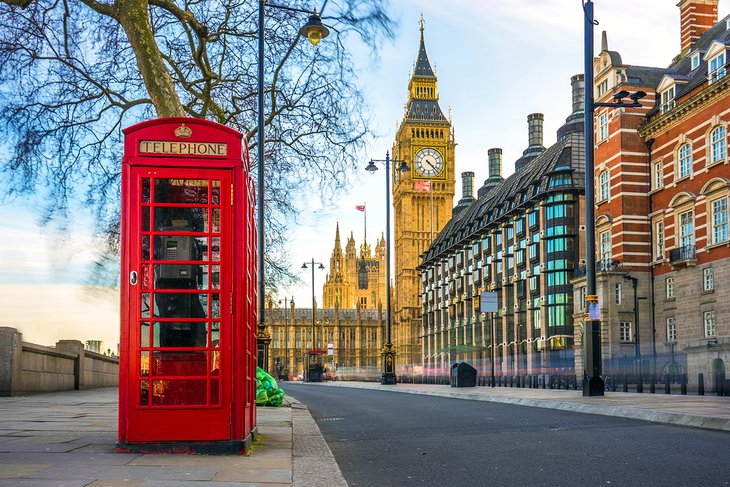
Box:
left=706, top=120, right=728, bottom=167
left=665, top=275, right=675, bottom=301
left=702, top=267, right=715, bottom=294
left=651, top=217, right=665, bottom=264
left=619, top=321, right=633, bottom=343
left=650, top=159, right=664, bottom=194
left=675, top=141, right=694, bottom=181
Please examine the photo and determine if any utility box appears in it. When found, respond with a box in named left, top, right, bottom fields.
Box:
left=451, top=362, right=477, bottom=388
left=117, top=118, right=257, bottom=454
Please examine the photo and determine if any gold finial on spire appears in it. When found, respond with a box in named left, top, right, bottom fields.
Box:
left=420, top=12, right=425, bottom=32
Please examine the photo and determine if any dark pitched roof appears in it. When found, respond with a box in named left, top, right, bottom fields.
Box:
left=420, top=132, right=585, bottom=266
left=405, top=99, right=448, bottom=124
left=413, top=29, right=436, bottom=79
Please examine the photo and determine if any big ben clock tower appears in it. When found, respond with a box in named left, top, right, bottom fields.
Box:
left=392, top=17, right=455, bottom=370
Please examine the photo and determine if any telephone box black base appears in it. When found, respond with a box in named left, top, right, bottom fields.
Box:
left=116, top=433, right=252, bottom=455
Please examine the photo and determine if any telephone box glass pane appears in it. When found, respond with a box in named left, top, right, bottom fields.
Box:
left=210, top=323, right=220, bottom=346
left=211, top=180, right=220, bottom=204
left=211, top=351, right=220, bottom=376
left=153, top=321, right=207, bottom=348
left=211, top=209, right=220, bottom=233
left=139, top=381, right=149, bottom=406
left=151, top=379, right=207, bottom=406
left=142, top=207, right=150, bottom=231
left=154, top=178, right=208, bottom=204
left=141, top=236, right=150, bottom=260
left=141, top=293, right=151, bottom=318
left=210, top=379, right=220, bottom=404
left=211, top=237, right=220, bottom=261
left=154, top=208, right=207, bottom=233
left=152, top=351, right=208, bottom=376
left=140, top=321, right=150, bottom=347
left=140, top=351, right=149, bottom=376
left=142, top=178, right=151, bottom=203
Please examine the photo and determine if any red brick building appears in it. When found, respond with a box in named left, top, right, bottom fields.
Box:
left=574, top=0, right=730, bottom=391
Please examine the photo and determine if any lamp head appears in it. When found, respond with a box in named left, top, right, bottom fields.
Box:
left=301, top=263, right=308, bottom=269
left=299, top=9, right=330, bottom=46
left=318, top=263, right=325, bottom=270
left=397, top=161, right=409, bottom=174
left=365, top=160, right=378, bottom=173
left=629, top=91, right=647, bottom=102
left=613, top=90, right=630, bottom=101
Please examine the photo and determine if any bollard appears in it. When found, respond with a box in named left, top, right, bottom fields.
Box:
left=699, top=373, right=705, bottom=396
left=637, top=373, right=643, bottom=393
left=681, top=373, right=687, bottom=395
left=623, top=375, right=628, bottom=393
left=516, top=375, right=521, bottom=388
left=665, top=373, right=671, bottom=394
left=716, top=373, right=724, bottom=397
left=650, top=374, right=656, bottom=394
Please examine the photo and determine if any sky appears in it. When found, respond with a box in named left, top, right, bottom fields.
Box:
left=2, top=0, right=729, bottom=348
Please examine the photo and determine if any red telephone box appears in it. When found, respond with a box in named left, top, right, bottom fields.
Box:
left=117, top=117, right=258, bottom=454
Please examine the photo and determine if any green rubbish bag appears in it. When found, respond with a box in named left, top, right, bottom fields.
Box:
left=256, top=367, right=285, bottom=407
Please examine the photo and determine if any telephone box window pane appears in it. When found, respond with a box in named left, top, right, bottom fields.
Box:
left=211, top=265, right=220, bottom=289
left=142, top=207, right=150, bottom=232
left=211, top=237, right=220, bottom=261
left=211, top=209, right=220, bottom=233
left=152, top=351, right=208, bottom=376
left=141, top=293, right=151, bottom=318
left=210, top=322, right=220, bottom=347
left=211, top=180, right=220, bottom=204
left=195, top=237, right=209, bottom=260
left=140, top=351, right=150, bottom=376
left=140, top=321, right=150, bottom=348
left=154, top=292, right=206, bottom=320
left=151, top=379, right=207, bottom=406
left=153, top=321, right=207, bottom=348
left=142, top=178, right=151, bottom=203
left=154, top=178, right=209, bottom=204
left=141, top=236, right=150, bottom=260
left=211, top=294, right=220, bottom=318
left=211, top=350, right=220, bottom=376
left=139, top=381, right=149, bottom=406
left=154, top=208, right=207, bottom=233
left=210, top=379, right=220, bottom=404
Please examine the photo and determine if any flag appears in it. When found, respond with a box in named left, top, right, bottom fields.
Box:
left=413, top=180, right=431, bottom=192
left=355, top=204, right=366, bottom=212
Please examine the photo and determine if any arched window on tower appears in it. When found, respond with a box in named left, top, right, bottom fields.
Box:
left=358, top=258, right=369, bottom=290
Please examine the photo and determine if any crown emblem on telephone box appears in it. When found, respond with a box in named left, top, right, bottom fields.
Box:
left=175, top=123, right=192, bottom=138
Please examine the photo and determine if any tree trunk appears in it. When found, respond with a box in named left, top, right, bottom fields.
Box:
left=116, top=0, right=184, bottom=118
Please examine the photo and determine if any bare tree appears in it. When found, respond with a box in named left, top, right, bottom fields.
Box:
left=0, top=0, right=395, bottom=291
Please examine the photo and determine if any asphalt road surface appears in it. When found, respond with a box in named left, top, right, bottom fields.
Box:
left=284, top=382, right=730, bottom=487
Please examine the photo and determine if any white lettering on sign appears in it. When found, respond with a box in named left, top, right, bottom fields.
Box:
left=139, top=140, right=228, bottom=156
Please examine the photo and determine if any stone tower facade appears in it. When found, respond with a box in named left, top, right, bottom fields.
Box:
left=392, top=19, right=456, bottom=369
left=322, top=223, right=387, bottom=310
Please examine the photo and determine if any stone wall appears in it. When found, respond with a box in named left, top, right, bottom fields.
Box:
left=0, top=327, right=118, bottom=396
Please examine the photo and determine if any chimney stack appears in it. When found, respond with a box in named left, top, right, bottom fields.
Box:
left=557, top=74, right=585, bottom=141
left=527, top=113, right=544, bottom=149
left=477, top=149, right=504, bottom=198
left=678, top=0, right=718, bottom=52
left=460, top=171, right=475, bottom=202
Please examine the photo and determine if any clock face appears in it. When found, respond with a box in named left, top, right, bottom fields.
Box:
left=414, top=148, right=444, bottom=177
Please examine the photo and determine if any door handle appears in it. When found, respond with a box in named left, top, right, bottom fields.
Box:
left=130, top=271, right=138, bottom=286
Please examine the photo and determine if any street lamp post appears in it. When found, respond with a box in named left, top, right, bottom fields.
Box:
left=302, top=259, right=325, bottom=381
left=583, top=0, right=646, bottom=396
left=365, top=152, right=409, bottom=385
left=256, top=1, right=329, bottom=372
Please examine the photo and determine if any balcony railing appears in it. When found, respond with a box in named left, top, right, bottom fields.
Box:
left=574, top=259, right=623, bottom=277
left=669, top=245, right=696, bottom=265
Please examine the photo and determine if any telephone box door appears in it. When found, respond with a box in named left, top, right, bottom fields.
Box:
left=124, top=168, right=232, bottom=442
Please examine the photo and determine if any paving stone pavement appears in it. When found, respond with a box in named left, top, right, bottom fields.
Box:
left=1, top=382, right=728, bottom=487
left=0, top=387, right=346, bottom=487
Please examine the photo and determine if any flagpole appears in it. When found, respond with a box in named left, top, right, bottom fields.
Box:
left=429, top=180, right=434, bottom=243
left=364, top=203, right=367, bottom=247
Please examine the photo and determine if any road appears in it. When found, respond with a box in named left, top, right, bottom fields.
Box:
left=284, top=382, right=730, bottom=487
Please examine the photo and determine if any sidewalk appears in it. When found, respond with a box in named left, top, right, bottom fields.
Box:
left=1, top=384, right=729, bottom=487
left=0, top=387, right=346, bottom=487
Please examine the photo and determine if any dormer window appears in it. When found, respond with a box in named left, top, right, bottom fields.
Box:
left=597, top=79, right=609, bottom=98
left=708, top=51, right=726, bottom=83
left=691, top=52, right=701, bottom=70
left=660, top=86, right=675, bottom=114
